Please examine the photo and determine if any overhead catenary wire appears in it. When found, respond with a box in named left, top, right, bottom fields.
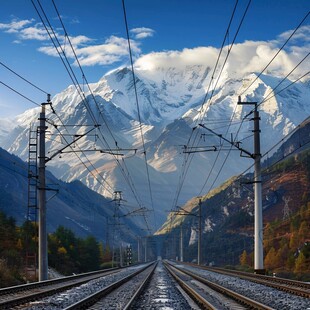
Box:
left=239, top=10, right=310, bottom=98
left=194, top=0, right=253, bottom=196
left=188, top=7, right=309, bottom=202
left=50, top=1, right=151, bottom=232
left=34, top=0, right=152, bottom=233
left=0, top=54, right=115, bottom=196
left=0, top=80, right=41, bottom=107
left=171, top=0, right=251, bottom=212
left=121, top=0, right=157, bottom=232
left=0, top=61, right=49, bottom=95
left=171, top=2, right=309, bottom=219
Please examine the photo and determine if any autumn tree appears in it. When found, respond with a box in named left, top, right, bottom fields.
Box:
left=240, top=250, right=248, bottom=266
left=289, top=232, right=299, bottom=250
left=298, top=221, right=308, bottom=242
left=264, top=247, right=277, bottom=270
left=263, top=223, right=274, bottom=250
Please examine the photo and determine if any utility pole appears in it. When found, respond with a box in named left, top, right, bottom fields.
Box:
left=198, top=198, right=202, bottom=265
left=180, top=221, right=183, bottom=262
left=238, top=97, right=264, bottom=274
left=172, top=204, right=201, bottom=264
left=196, top=96, right=264, bottom=274
left=144, top=237, right=147, bottom=262
left=38, top=95, right=50, bottom=281
left=137, top=237, right=141, bottom=263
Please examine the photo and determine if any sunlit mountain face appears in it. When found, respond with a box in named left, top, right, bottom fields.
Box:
left=1, top=60, right=310, bottom=228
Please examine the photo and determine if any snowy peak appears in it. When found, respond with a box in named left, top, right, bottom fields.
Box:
left=1, top=65, right=310, bottom=229
left=92, top=65, right=211, bottom=125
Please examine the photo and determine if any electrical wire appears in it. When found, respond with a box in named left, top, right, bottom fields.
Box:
left=122, top=0, right=157, bottom=232
left=239, top=10, right=310, bottom=98
left=34, top=0, right=152, bottom=233
left=0, top=50, right=115, bottom=197
left=0, top=80, right=40, bottom=107
left=196, top=10, right=309, bottom=200
left=171, top=0, right=251, bottom=211
left=0, top=61, right=49, bottom=95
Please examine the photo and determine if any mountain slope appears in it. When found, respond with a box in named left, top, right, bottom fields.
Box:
left=1, top=65, right=310, bottom=229
left=0, top=147, right=141, bottom=243
left=156, top=118, right=310, bottom=268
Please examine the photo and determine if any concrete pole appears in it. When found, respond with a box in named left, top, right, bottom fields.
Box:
left=180, top=222, right=183, bottom=262
left=144, top=237, right=147, bottom=262
left=137, top=238, right=140, bottom=263
left=253, top=107, right=264, bottom=273
left=198, top=198, right=202, bottom=265
left=119, top=243, right=123, bottom=267
left=38, top=99, right=49, bottom=281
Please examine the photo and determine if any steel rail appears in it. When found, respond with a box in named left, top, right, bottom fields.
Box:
left=64, top=262, right=156, bottom=309
left=164, top=262, right=216, bottom=310
left=166, top=261, right=274, bottom=310
left=0, top=267, right=120, bottom=308
left=183, top=262, right=310, bottom=298
left=123, top=261, right=157, bottom=310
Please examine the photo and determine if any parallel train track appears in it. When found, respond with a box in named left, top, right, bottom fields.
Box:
left=182, top=262, right=310, bottom=298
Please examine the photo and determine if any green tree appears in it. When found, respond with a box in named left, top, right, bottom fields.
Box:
left=78, top=236, right=100, bottom=272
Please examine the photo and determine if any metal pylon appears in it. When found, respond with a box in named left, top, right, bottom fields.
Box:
left=25, top=124, right=38, bottom=281
left=27, top=125, right=38, bottom=222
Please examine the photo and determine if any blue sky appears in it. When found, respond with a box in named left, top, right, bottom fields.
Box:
left=0, top=0, right=309, bottom=118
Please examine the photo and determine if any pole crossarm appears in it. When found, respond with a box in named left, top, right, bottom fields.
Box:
left=183, top=145, right=218, bottom=153
left=45, top=126, right=97, bottom=162
left=119, top=207, right=149, bottom=217
left=198, top=123, right=254, bottom=158
left=170, top=206, right=199, bottom=217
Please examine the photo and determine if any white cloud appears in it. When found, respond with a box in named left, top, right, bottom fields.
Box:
left=69, top=35, right=93, bottom=46
left=0, top=18, right=142, bottom=67
left=1, top=16, right=308, bottom=77
left=72, top=36, right=140, bottom=66
left=0, top=19, right=34, bottom=32
left=130, top=27, right=155, bottom=39
left=277, top=25, right=310, bottom=43
left=20, top=26, right=49, bottom=41
left=134, top=30, right=310, bottom=83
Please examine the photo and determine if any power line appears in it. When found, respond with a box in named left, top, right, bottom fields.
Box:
left=122, top=0, right=157, bottom=232
left=239, top=10, right=310, bottom=97
left=187, top=7, right=309, bottom=203
left=0, top=80, right=40, bottom=107
left=0, top=47, right=115, bottom=196
left=171, top=0, right=251, bottom=211
left=34, top=0, right=152, bottom=232
left=0, top=61, right=49, bottom=95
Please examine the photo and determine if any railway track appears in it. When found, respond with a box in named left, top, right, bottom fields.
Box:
left=0, top=264, right=152, bottom=309
left=183, top=262, right=310, bottom=298
left=65, top=262, right=157, bottom=309
left=1, top=261, right=308, bottom=309
left=164, top=261, right=274, bottom=310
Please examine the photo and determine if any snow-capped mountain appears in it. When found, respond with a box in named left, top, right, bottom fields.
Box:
left=1, top=65, right=310, bottom=229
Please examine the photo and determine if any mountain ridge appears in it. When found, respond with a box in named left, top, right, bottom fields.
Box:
left=1, top=65, right=310, bottom=229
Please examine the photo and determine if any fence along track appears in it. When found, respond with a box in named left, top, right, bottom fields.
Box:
left=165, top=261, right=274, bottom=310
